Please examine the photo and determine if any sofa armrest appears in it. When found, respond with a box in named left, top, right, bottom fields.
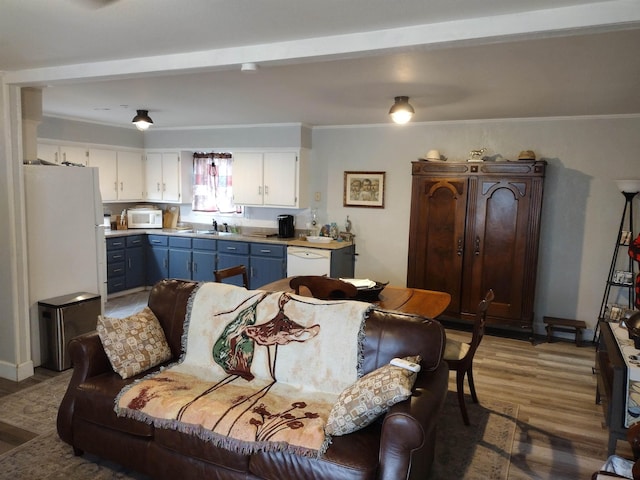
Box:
left=377, top=362, right=449, bottom=480
left=56, top=331, right=112, bottom=443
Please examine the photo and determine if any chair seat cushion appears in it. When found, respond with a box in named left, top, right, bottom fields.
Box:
left=443, top=339, right=470, bottom=361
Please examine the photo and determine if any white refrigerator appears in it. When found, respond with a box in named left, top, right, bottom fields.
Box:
left=23, top=165, right=106, bottom=366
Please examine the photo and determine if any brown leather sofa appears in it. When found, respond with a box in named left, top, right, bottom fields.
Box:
left=57, top=279, right=449, bottom=480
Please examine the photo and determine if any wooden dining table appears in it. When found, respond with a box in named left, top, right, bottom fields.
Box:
left=259, top=277, right=451, bottom=319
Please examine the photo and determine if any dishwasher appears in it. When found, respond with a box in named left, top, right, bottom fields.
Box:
left=287, top=247, right=331, bottom=276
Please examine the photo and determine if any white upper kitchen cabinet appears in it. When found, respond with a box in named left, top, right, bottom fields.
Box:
left=144, top=151, right=192, bottom=204
left=37, top=143, right=88, bottom=165
left=116, top=151, right=144, bottom=201
left=88, top=148, right=144, bottom=202
left=232, top=150, right=308, bottom=208
left=89, top=148, right=118, bottom=201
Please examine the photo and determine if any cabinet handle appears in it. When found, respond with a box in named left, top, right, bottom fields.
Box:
left=265, top=185, right=269, bottom=196
left=157, top=182, right=160, bottom=192
left=187, top=260, right=191, bottom=272
left=55, top=152, right=59, bottom=163
left=128, top=258, right=132, bottom=268
left=260, top=249, right=271, bottom=253
left=226, top=247, right=237, bottom=251
left=457, top=238, right=463, bottom=256
left=193, top=262, right=197, bottom=273
left=258, top=186, right=262, bottom=195
left=113, top=181, right=118, bottom=192
left=163, top=183, right=166, bottom=192
left=163, top=258, right=168, bottom=268
left=63, top=152, right=67, bottom=162
left=474, top=236, right=481, bottom=256
left=120, top=181, right=123, bottom=191
left=113, top=254, right=123, bottom=260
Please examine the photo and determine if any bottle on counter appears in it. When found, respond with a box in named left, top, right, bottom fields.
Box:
left=330, top=222, right=339, bottom=240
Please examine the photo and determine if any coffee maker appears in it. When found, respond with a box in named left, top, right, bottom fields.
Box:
left=277, top=214, right=295, bottom=238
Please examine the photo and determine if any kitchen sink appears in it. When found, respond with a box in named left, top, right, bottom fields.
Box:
left=195, top=230, right=234, bottom=236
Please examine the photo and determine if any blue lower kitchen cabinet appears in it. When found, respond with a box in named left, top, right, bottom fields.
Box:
left=106, top=237, right=126, bottom=294
left=147, top=235, right=169, bottom=285
left=191, top=238, right=216, bottom=282
left=107, top=236, right=146, bottom=294
left=125, top=235, right=146, bottom=289
left=168, top=236, right=193, bottom=280
left=330, top=243, right=356, bottom=278
left=217, top=240, right=250, bottom=287
left=249, top=243, right=286, bottom=289
left=168, top=236, right=217, bottom=282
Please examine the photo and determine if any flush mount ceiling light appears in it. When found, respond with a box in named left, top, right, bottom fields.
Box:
left=132, top=109, right=153, bottom=131
left=389, top=96, right=415, bottom=124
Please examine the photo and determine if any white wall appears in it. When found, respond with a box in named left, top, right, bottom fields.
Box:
left=312, top=116, right=640, bottom=334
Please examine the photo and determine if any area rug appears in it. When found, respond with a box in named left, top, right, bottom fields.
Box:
left=0, top=373, right=516, bottom=479
left=430, top=391, right=519, bottom=479
left=0, top=370, right=72, bottom=435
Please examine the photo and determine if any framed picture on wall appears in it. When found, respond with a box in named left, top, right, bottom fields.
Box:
left=343, top=171, right=385, bottom=208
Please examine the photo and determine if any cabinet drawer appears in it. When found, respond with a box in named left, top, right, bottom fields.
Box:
left=219, top=240, right=249, bottom=255
left=193, top=238, right=216, bottom=251
left=147, top=235, right=169, bottom=246
left=250, top=243, right=285, bottom=258
left=126, top=235, right=144, bottom=247
left=107, top=262, right=126, bottom=276
left=106, top=249, right=125, bottom=263
left=169, top=236, right=192, bottom=249
left=107, top=277, right=126, bottom=293
left=106, top=237, right=126, bottom=250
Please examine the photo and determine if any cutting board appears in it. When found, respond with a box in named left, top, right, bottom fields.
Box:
left=163, top=206, right=179, bottom=229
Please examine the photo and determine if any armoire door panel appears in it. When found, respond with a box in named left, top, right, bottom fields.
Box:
left=463, top=178, right=532, bottom=319
left=407, top=177, right=467, bottom=313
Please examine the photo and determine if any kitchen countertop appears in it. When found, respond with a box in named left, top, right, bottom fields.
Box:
left=105, top=228, right=353, bottom=250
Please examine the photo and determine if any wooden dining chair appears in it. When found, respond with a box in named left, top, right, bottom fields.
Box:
left=289, top=276, right=358, bottom=300
left=214, top=265, right=249, bottom=288
left=443, top=289, right=495, bottom=425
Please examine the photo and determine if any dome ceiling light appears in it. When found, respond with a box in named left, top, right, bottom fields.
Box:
left=389, top=96, right=414, bottom=124
left=132, top=109, right=153, bottom=131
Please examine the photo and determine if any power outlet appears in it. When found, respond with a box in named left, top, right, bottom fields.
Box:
left=314, top=192, right=321, bottom=201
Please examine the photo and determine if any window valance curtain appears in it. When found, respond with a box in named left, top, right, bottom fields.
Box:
left=192, top=152, right=235, bottom=212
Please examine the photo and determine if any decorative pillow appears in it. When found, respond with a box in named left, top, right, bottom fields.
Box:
left=97, top=307, right=172, bottom=379
left=325, top=355, right=421, bottom=436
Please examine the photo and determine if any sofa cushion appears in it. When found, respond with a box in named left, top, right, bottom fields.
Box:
left=325, top=355, right=420, bottom=436
left=250, top=421, right=381, bottom=480
left=97, top=307, right=172, bottom=379
left=154, top=427, right=250, bottom=473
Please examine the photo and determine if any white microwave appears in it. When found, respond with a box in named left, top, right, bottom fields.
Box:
left=127, top=208, right=163, bottom=229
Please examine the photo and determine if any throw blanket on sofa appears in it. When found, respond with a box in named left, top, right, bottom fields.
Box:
left=116, top=282, right=371, bottom=457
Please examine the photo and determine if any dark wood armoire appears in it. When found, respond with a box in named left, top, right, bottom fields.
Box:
left=407, top=160, right=546, bottom=332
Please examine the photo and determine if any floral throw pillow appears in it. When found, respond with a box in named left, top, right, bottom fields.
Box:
left=325, top=355, right=421, bottom=436
left=97, top=307, right=172, bottom=379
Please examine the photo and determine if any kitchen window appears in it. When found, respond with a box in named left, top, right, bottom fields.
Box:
left=192, top=152, right=240, bottom=213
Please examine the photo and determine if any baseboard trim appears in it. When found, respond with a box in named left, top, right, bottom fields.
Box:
left=0, top=359, right=35, bottom=381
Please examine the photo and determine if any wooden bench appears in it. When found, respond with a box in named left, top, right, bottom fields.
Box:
left=543, top=316, right=587, bottom=346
